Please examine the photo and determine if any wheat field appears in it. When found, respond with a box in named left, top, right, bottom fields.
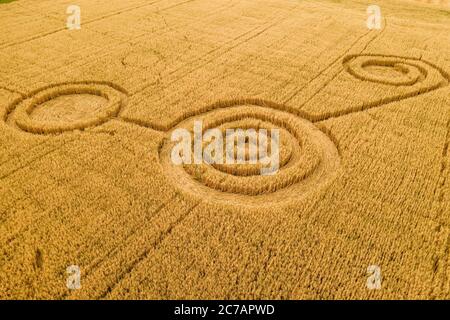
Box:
left=0, top=0, right=449, bottom=299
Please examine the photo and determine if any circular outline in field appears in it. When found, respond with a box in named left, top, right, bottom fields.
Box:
left=159, top=103, right=341, bottom=206
left=343, top=55, right=428, bottom=86
left=5, top=83, right=126, bottom=134
left=211, top=121, right=294, bottom=177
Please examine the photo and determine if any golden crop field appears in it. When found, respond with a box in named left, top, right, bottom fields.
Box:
left=0, top=0, right=449, bottom=300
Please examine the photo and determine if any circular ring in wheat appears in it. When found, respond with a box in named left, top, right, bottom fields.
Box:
left=7, top=83, right=125, bottom=134
left=343, top=55, right=428, bottom=86
left=159, top=103, right=341, bottom=206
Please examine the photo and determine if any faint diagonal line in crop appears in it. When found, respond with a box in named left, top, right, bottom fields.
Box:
left=430, top=109, right=450, bottom=297
left=0, top=139, right=50, bottom=166
left=282, top=30, right=372, bottom=105
left=131, top=9, right=297, bottom=97
left=297, top=20, right=388, bottom=111
left=130, top=24, right=264, bottom=96
left=0, top=153, right=180, bottom=298
left=0, top=138, right=78, bottom=181
left=96, top=201, right=201, bottom=299
left=157, top=0, right=198, bottom=12
left=292, top=34, right=379, bottom=108
left=60, top=194, right=180, bottom=300
left=358, top=17, right=388, bottom=55
left=439, top=235, right=450, bottom=296
left=284, top=17, right=388, bottom=107
left=317, top=78, right=448, bottom=123
left=1, top=1, right=248, bottom=90
left=0, top=86, right=26, bottom=98
left=0, top=139, right=121, bottom=243
left=58, top=132, right=198, bottom=298
left=0, top=0, right=173, bottom=50
left=84, top=198, right=175, bottom=270
left=0, top=139, right=84, bottom=248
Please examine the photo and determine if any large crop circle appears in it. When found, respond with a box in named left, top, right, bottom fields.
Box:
left=159, top=104, right=341, bottom=206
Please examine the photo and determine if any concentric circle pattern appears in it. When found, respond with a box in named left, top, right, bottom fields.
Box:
left=5, top=83, right=126, bottom=134
left=344, top=54, right=428, bottom=86
left=211, top=121, right=293, bottom=177
left=159, top=104, right=341, bottom=205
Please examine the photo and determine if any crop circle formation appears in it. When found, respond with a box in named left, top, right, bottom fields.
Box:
left=343, top=54, right=428, bottom=86
left=4, top=83, right=126, bottom=134
left=159, top=104, right=341, bottom=206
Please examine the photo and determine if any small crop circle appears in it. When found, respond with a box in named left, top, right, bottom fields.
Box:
left=344, top=55, right=427, bottom=86
left=6, top=83, right=126, bottom=134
